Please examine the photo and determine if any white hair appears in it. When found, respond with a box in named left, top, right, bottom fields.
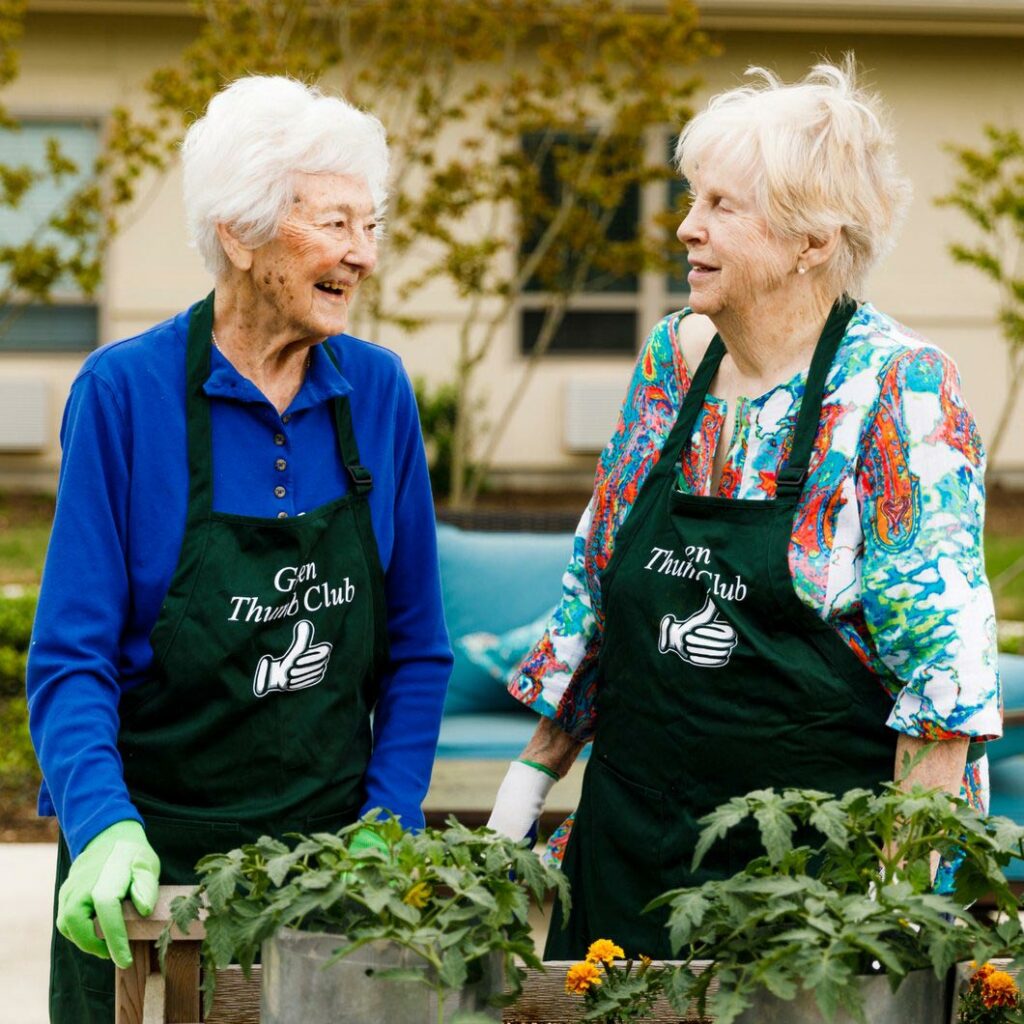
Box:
left=181, top=76, right=389, bottom=277
left=675, top=58, right=912, bottom=296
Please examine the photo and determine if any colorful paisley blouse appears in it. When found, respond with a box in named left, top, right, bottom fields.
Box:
left=509, top=303, right=1002, bottom=842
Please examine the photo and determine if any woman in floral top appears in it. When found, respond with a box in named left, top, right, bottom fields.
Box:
left=487, top=60, right=1001, bottom=959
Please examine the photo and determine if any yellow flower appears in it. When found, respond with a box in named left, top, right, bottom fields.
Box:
left=565, top=961, right=603, bottom=995
left=402, top=881, right=432, bottom=909
left=586, top=938, right=625, bottom=966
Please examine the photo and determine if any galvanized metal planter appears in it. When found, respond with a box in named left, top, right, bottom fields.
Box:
left=733, top=967, right=948, bottom=1024
left=260, top=927, right=503, bottom=1024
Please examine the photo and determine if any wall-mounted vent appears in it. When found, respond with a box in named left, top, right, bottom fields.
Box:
left=0, top=378, right=49, bottom=451
left=563, top=379, right=624, bottom=454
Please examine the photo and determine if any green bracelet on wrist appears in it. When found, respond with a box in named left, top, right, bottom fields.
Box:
left=518, top=758, right=559, bottom=781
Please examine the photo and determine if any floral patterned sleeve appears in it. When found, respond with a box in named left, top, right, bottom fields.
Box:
left=508, top=315, right=688, bottom=740
left=857, top=346, right=1002, bottom=742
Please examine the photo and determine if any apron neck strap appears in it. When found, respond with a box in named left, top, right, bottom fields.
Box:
left=775, top=296, right=857, bottom=499
left=184, top=292, right=217, bottom=515
left=321, top=341, right=374, bottom=497
left=664, top=298, right=857, bottom=499
left=660, top=332, right=729, bottom=469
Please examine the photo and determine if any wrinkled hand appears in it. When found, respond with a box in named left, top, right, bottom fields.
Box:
left=487, top=761, right=557, bottom=841
left=659, top=594, right=737, bottom=667
left=56, top=820, right=160, bottom=969
left=254, top=619, right=332, bottom=697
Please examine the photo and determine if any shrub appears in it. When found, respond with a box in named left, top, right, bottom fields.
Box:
left=0, top=589, right=34, bottom=698
left=0, top=591, right=39, bottom=802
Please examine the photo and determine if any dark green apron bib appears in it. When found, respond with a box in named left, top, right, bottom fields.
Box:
left=50, top=293, right=390, bottom=1023
left=546, top=300, right=900, bottom=960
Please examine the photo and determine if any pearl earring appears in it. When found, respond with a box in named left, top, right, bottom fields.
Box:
left=797, top=264, right=807, bottom=275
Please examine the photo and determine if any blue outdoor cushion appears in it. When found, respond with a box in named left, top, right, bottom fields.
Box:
left=989, top=756, right=1024, bottom=881
left=993, top=653, right=1024, bottom=760
left=435, top=713, right=542, bottom=760
left=437, top=523, right=574, bottom=716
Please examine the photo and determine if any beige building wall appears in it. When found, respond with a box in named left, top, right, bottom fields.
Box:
left=2, top=3, right=1022, bottom=490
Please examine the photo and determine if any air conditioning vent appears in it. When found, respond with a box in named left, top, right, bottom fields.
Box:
left=563, top=379, right=624, bottom=453
left=0, top=378, right=49, bottom=451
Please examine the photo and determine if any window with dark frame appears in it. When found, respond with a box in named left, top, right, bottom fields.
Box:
left=0, top=120, right=101, bottom=353
left=518, top=129, right=692, bottom=357
left=518, top=131, right=640, bottom=357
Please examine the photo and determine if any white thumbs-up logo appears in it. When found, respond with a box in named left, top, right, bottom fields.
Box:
left=659, top=594, right=738, bottom=668
left=253, top=619, right=333, bottom=697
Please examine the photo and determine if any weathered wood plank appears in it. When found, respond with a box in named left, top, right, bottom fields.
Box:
left=121, top=885, right=205, bottom=941
left=114, top=939, right=150, bottom=1024
left=164, top=941, right=202, bottom=1022
left=206, top=965, right=262, bottom=1024
left=503, top=962, right=713, bottom=1023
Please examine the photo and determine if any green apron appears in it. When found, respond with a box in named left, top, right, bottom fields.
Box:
left=50, top=293, right=390, bottom=1023
left=546, top=299, right=900, bottom=960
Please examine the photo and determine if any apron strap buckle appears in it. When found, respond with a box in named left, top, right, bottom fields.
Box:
left=347, top=463, right=373, bottom=494
left=776, top=465, right=807, bottom=497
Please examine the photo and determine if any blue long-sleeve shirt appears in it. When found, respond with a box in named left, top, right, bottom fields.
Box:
left=26, top=303, right=453, bottom=858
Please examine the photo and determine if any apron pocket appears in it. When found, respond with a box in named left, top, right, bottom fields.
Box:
left=140, top=813, right=243, bottom=885
left=589, top=757, right=667, bottom=884
left=305, top=806, right=362, bottom=834
left=577, top=757, right=679, bottom=954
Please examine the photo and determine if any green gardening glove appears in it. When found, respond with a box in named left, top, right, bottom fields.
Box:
left=56, top=820, right=160, bottom=969
left=342, top=826, right=390, bottom=886
left=349, top=826, right=389, bottom=856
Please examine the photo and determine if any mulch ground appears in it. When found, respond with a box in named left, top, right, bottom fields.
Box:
left=988, top=484, right=1024, bottom=536
left=1, top=793, right=58, bottom=843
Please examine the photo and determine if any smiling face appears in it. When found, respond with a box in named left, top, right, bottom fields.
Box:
left=245, top=171, right=379, bottom=341
left=676, top=155, right=802, bottom=320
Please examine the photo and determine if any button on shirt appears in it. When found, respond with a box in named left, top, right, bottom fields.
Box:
left=26, top=306, right=453, bottom=857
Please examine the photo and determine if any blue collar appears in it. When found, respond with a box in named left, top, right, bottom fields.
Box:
left=202, top=338, right=354, bottom=414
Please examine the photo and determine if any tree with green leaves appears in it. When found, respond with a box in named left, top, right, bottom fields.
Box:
left=379, top=0, right=714, bottom=504
left=937, top=125, right=1024, bottom=476
left=1, top=0, right=715, bottom=505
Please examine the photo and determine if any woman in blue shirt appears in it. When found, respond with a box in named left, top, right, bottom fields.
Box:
left=26, top=75, right=453, bottom=1024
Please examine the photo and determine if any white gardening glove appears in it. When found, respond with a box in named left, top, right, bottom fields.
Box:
left=487, top=760, right=558, bottom=840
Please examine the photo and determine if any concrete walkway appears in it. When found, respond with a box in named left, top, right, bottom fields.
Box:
left=1, top=843, right=56, bottom=1024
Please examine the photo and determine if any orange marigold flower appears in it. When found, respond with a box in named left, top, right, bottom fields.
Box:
left=586, top=938, right=625, bottom=965
left=565, top=961, right=603, bottom=995
left=981, top=970, right=1020, bottom=1009
left=970, top=962, right=996, bottom=985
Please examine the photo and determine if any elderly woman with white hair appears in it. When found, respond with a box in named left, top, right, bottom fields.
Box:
left=27, top=76, right=452, bottom=1021
left=487, top=60, right=1002, bottom=958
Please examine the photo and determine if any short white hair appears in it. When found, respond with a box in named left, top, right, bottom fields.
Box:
left=181, top=76, right=389, bottom=277
left=675, top=58, right=911, bottom=296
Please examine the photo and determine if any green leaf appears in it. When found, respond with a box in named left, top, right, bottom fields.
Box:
left=806, top=955, right=855, bottom=1023
left=753, top=795, right=796, bottom=865
left=708, top=984, right=753, bottom=1024
left=370, top=967, right=430, bottom=986
left=438, top=948, right=468, bottom=990
left=202, top=857, right=244, bottom=912
left=693, top=798, right=748, bottom=870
